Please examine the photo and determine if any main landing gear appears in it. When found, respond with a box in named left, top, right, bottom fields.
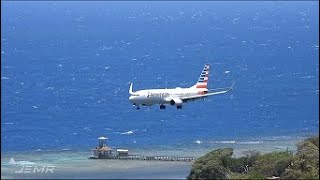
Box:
left=133, top=104, right=140, bottom=110
left=160, top=104, right=182, bottom=110
left=160, top=104, right=166, bottom=110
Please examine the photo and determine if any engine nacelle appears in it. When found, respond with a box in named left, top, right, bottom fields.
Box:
left=169, top=98, right=183, bottom=106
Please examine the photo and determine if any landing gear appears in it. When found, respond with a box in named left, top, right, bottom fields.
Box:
left=177, top=105, right=182, bottom=109
left=160, top=104, right=166, bottom=110
left=136, top=106, right=140, bottom=110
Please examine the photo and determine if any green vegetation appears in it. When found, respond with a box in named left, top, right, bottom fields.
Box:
left=188, top=136, right=319, bottom=179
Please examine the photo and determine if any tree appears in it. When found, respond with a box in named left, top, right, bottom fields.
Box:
left=188, top=136, right=319, bottom=179
left=188, top=148, right=233, bottom=179
left=252, top=151, right=292, bottom=177
left=282, top=137, right=319, bottom=179
left=305, top=136, right=319, bottom=148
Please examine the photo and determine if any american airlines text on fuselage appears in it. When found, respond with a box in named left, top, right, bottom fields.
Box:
left=146, top=92, right=195, bottom=98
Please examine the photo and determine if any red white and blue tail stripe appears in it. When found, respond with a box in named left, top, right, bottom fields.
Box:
left=191, top=64, right=209, bottom=89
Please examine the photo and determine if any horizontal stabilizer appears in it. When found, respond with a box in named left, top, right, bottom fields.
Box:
left=182, top=80, right=235, bottom=101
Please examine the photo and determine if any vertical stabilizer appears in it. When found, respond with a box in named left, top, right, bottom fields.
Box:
left=190, top=64, right=210, bottom=89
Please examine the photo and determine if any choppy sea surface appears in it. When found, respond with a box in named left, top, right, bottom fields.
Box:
left=1, top=1, right=319, bottom=156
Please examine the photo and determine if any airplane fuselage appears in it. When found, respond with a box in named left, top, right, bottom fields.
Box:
left=129, top=87, right=207, bottom=106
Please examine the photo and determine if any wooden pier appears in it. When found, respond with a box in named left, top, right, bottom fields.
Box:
left=89, top=137, right=196, bottom=162
left=89, top=154, right=196, bottom=162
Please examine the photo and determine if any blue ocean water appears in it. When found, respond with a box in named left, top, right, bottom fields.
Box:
left=1, top=1, right=319, bottom=152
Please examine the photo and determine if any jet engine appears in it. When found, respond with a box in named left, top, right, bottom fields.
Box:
left=169, top=98, right=183, bottom=106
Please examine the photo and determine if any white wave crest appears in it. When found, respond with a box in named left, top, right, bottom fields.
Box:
left=212, top=140, right=236, bottom=144
left=61, top=148, right=72, bottom=151
left=4, top=122, right=14, bottom=125
left=121, top=130, right=134, bottom=135
left=237, top=141, right=263, bottom=144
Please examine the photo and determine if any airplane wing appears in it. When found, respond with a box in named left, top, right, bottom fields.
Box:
left=181, top=81, right=235, bottom=102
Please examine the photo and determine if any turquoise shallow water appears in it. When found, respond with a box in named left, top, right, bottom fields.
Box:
left=1, top=135, right=312, bottom=179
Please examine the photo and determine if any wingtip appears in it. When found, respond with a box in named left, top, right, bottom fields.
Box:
left=230, top=80, right=235, bottom=90
left=129, top=83, right=134, bottom=94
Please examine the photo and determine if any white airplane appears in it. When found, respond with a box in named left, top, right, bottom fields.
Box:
left=129, top=64, right=235, bottom=110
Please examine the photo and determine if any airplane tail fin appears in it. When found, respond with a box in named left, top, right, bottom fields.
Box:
left=191, top=64, right=210, bottom=89
left=129, top=83, right=134, bottom=95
